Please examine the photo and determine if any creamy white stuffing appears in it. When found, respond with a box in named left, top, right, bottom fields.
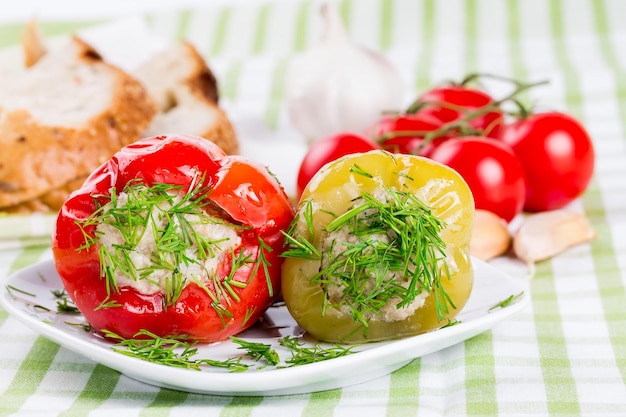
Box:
left=320, top=187, right=429, bottom=322
left=97, top=191, right=241, bottom=295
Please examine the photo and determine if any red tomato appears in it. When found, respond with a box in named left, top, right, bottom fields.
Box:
left=429, top=136, right=526, bottom=222
left=500, top=112, right=595, bottom=212
left=52, top=134, right=295, bottom=342
left=296, top=132, right=379, bottom=198
left=415, top=85, right=504, bottom=138
left=369, top=113, right=447, bottom=156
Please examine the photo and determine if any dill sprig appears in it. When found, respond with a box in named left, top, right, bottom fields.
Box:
left=489, top=292, right=524, bottom=311
left=5, top=285, right=36, bottom=298
left=64, top=321, right=93, bottom=332
left=441, top=318, right=461, bottom=328
left=103, top=329, right=250, bottom=372
left=196, top=357, right=250, bottom=372
left=249, top=236, right=275, bottom=297
left=102, top=331, right=359, bottom=371
left=75, top=173, right=261, bottom=318
left=55, top=298, right=80, bottom=314
left=282, top=199, right=322, bottom=260
left=278, top=336, right=356, bottom=366
left=230, top=337, right=280, bottom=366
left=51, top=289, right=80, bottom=314
left=103, top=329, right=203, bottom=369
left=309, top=183, right=451, bottom=326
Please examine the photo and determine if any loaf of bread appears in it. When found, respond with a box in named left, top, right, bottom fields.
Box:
left=0, top=35, right=156, bottom=210
left=134, top=41, right=239, bottom=155
left=1, top=26, right=240, bottom=213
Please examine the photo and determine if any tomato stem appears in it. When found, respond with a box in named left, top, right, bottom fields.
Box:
left=412, top=78, right=549, bottom=154
left=383, top=76, right=549, bottom=155
left=508, top=98, right=536, bottom=119
left=461, top=72, right=542, bottom=89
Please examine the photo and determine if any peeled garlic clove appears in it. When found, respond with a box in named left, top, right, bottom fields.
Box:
left=470, top=209, right=512, bottom=261
left=513, top=210, right=597, bottom=264
left=285, top=1, right=404, bottom=142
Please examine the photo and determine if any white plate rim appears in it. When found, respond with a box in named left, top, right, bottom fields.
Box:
left=0, top=258, right=529, bottom=396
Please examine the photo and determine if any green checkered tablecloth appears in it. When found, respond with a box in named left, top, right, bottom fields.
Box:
left=2, top=0, right=626, bottom=415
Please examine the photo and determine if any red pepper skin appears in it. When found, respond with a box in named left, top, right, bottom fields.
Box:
left=52, top=134, right=295, bottom=342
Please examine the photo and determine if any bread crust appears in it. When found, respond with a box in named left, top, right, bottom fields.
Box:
left=181, top=42, right=239, bottom=155
left=3, top=176, right=86, bottom=213
left=138, top=41, right=239, bottom=155
left=177, top=42, right=238, bottom=155
left=179, top=41, right=220, bottom=104
left=194, top=106, right=239, bottom=155
left=2, top=33, right=241, bottom=213
left=0, top=37, right=156, bottom=209
left=21, top=20, right=47, bottom=68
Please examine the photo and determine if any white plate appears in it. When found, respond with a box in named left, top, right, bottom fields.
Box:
left=0, top=258, right=528, bottom=396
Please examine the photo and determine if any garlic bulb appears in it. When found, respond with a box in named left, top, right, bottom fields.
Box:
left=285, top=1, right=404, bottom=142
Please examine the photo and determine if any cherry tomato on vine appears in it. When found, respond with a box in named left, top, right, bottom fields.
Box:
left=500, top=111, right=595, bottom=212
left=368, top=113, right=448, bottom=157
left=296, top=132, right=379, bottom=198
left=429, top=136, right=526, bottom=222
left=412, top=85, right=504, bottom=138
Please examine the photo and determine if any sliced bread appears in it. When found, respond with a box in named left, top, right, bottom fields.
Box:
left=0, top=36, right=156, bottom=210
left=134, top=41, right=239, bottom=155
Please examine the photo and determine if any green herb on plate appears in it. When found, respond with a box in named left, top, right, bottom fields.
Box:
left=489, top=292, right=524, bottom=312
left=278, top=336, right=356, bottom=366
left=230, top=337, right=280, bottom=366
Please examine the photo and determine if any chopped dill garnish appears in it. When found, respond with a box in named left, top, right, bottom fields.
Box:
left=278, top=336, right=356, bottom=366
left=103, top=329, right=250, bottom=372
left=75, top=172, right=261, bottom=319
left=196, top=357, right=250, bottom=372
left=230, top=337, right=280, bottom=366
left=5, top=285, right=36, bottom=298
left=250, top=236, right=275, bottom=297
left=51, top=289, right=66, bottom=298
left=94, top=299, right=122, bottom=311
left=242, top=306, right=257, bottom=327
left=284, top=176, right=453, bottom=329
left=349, top=164, right=373, bottom=178
left=64, top=321, right=93, bottom=332
left=103, top=329, right=206, bottom=370
left=102, top=331, right=358, bottom=371
left=56, top=298, right=80, bottom=314
left=281, top=199, right=321, bottom=260
left=441, top=318, right=461, bottom=328
left=51, top=289, right=80, bottom=314
left=488, top=292, right=524, bottom=311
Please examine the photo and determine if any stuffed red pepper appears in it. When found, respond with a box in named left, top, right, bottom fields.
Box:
left=52, top=134, right=294, bottom=342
